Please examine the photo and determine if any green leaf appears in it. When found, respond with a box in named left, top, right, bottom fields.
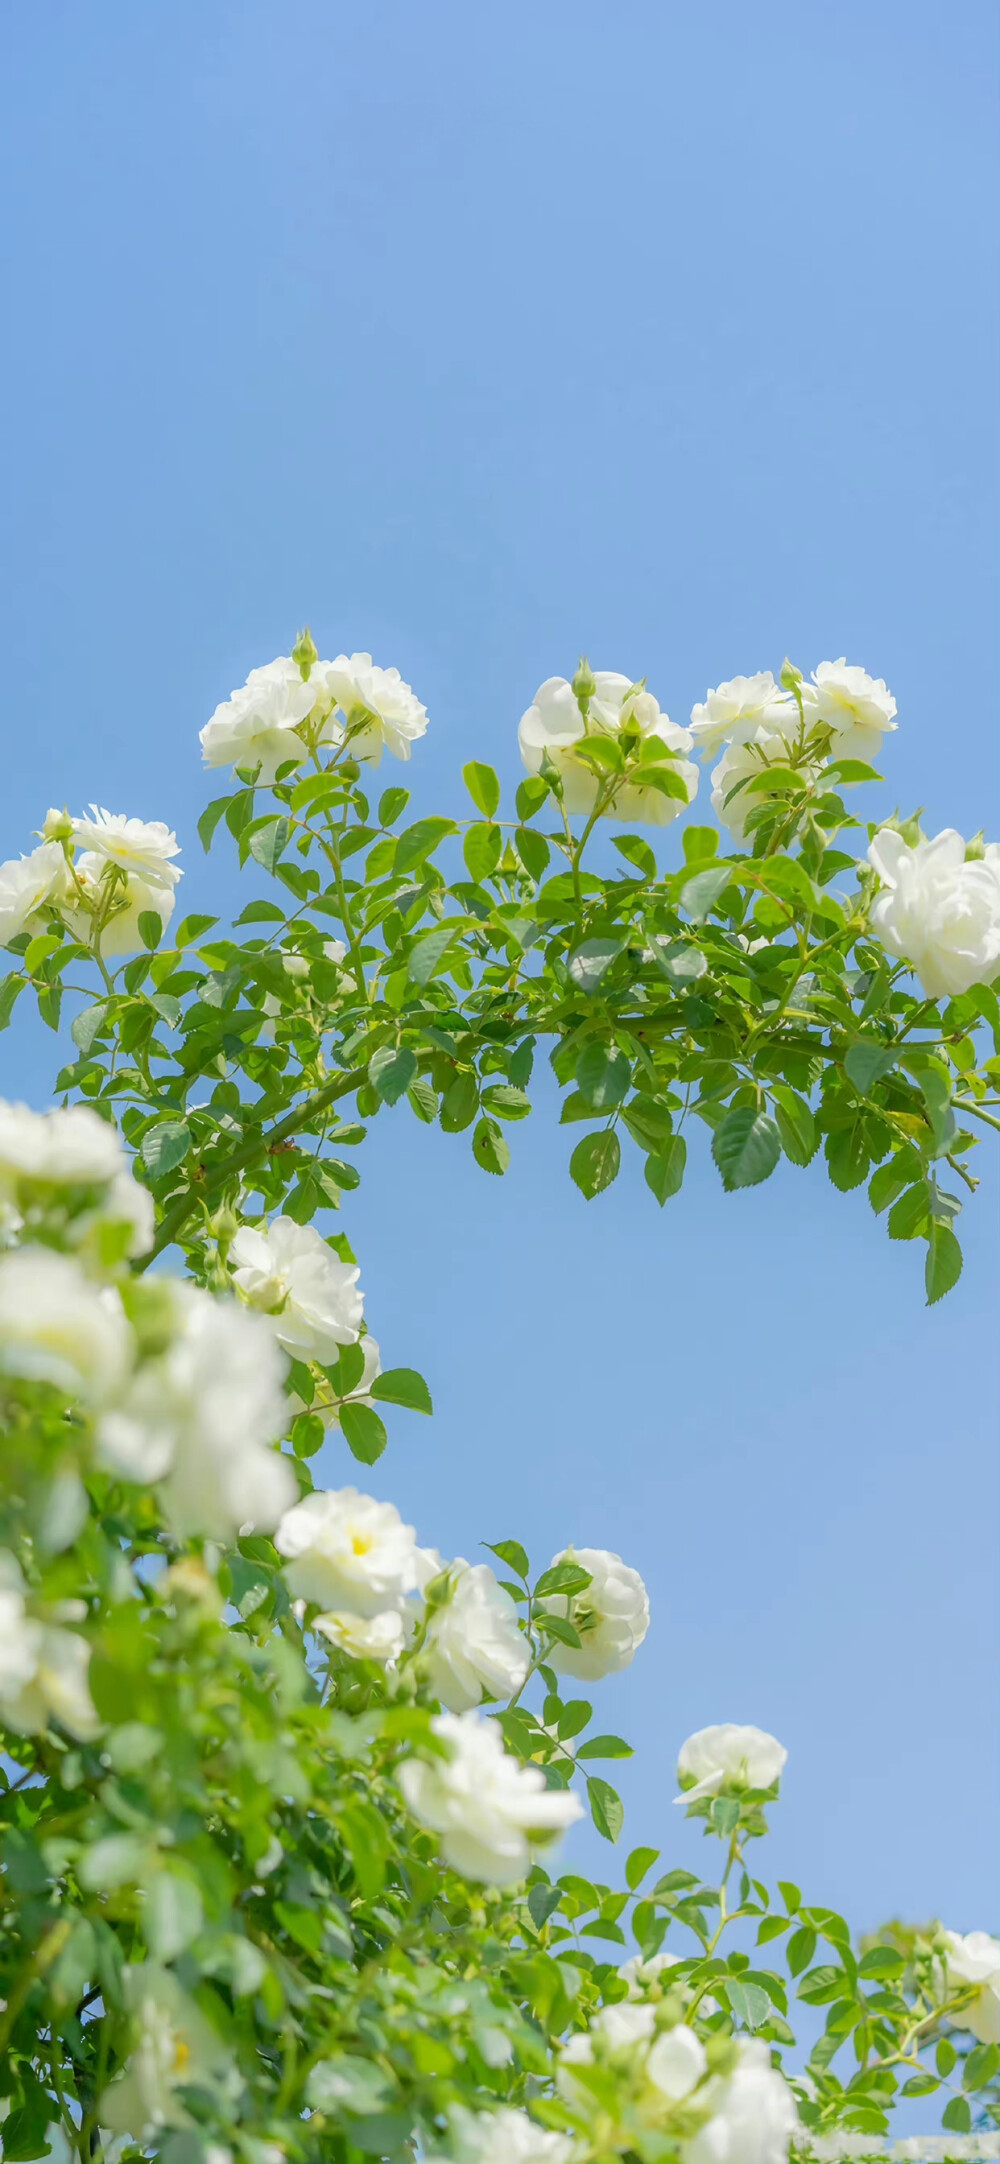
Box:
left=408, top=925, right=457, bottom=986
left=145, top=1869, right=204, bottom=1959
left=645, top=1135, right=686, bottom=1204
left=825, top=1123, right=870, bottom=1191
left=0, top=973, right=26, bottom=1030
left=868, top=1152, right=919, bottom=1214
left=681, top=864, right=733, bottom=921
left=613, top=835, right=657, bottom=878
left=516, top=775, right=549, bottom=820
left=137, top=909, right=163, bottom=951
left=481, top=1084, right=532, bottom=1121
left=369, top=1045, right=418, bottom=1104
left=378, top=785, right=410, bottom=827
left=826, top=758, right=883, bottom=784
left=175, top=912, right=220, bottom=947
left=71, top=1000, right=108, bottom=1054
left=575, top=1044, right=630, bottom=1109
left=568, top=938, right=624, bottom=991
left=647, top=936, right=707, bottom=986
left=635, top=763, right=690, bottom=802
left=625, top=1846, right=660, bottom=1891
left=486, top=1540, right=530, bottom=1580
left=786, top=1926, right=817, bottom=1975
left=394, top=816, right=458, bottom=874
left=340, top=1401, right=388, bottom=1464
left=140, top=1120, right=191, bottom=1178
left=858, top=1947, right=904, bottom=1979
left=197, top=793, right=233, bottom=852
left=575, top=1735, right=633, bottom=1760
left=370, top=1367, right=433, bottom=1414
left=964, top=2042, right=1000, bottom=2090
left=777, top=1881, right=801, bottom=1913
left=712, top=1108, right=780, bottom=1190
left=516, top=825, right=550, bottom=880
left=235, top=898, right=287, bottom=924
left=534, top=1562, right=592, bottom=1598
left=726, top=1980, right=771, bottom=2030
left=463, top=821, right=502, bottom=882
left=462, top=761, right=501, bottom=818
left=587, top=1776, right=624, bottom=1843
left=441, top=1071, right=479, bottom=1132
left=845, top=1042, right=896, bottom=1094
left=925, top=1221, right=963, bottom=1305
left=473, top=1117, right=510, bottom=1176
left=570, top=1129, right=621, bottom=1198
left=683, top=826, right=719, bottom=865
left=887, top=1181, right=930, bottom=1241
left=249, top=816, right=291, bottom=873
left=772, top=1085, right=817, bottom=1166
left=528, top=1882, right=563, bottom=1931
left=942, top=2096, right=972, bottom=2134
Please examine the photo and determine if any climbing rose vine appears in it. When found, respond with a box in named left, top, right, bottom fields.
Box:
left=0, top=638, right=997, bottom=2164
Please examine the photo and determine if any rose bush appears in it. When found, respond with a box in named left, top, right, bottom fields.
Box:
left=0, top=636, right=996, bottom=2164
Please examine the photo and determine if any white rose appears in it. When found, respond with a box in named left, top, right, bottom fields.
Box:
left=689, top=673, right=795, bottom=761
left=0, top=1557, right=99, bottom=1740
left=313, top=1606, right=407, bottom=1663
left=398, top=1709, right=583, bottom=1884
left=97, top=1283, right=295, bottom=1540
left=682, top=2038, right=798, bottom=2164
left=229, top=1215, right=363, bottom=1362
left=618, top=1950, right=681, bottom=1999
left=801, top=658, right=897, bottom=760
left=63, top=816, right=181, bottom=954
left=71, top=807, right=182, bottom=896
left=868, top=827, right=1000, bottom=998
left=200, top=656, right=329, bottom=784
left=440, top=2105, right=576, bottom=2164
left=646, top=2023, right=707, bottom=2103
left=592, top=1999, right=656, bottom=2050
left=941, top=1929, right=1000, bottom=2044
left=0, top=1099, right=123, bottom=1188
left=101, top=1967, right=235, bottom=2138
left=519, top=673, right=698, bottom=828
left=313, top=652, right=428, bottom=766
left=0, top=842, right=72, bottom=946
left=676, top=1723, right=787, bottom=1804
left=423, top=1560, right=530, bottom=1712
left=274, top=1486, right=421, bottom=1615
left=545, top=1546, right=650, bottom=1681
left=0, top=1248, right=132, bottom=1402
left=710, top=727, right=822, bottom=845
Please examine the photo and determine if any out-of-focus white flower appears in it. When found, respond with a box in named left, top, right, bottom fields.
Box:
left=0, top=1555, right=99, bottom=1739
left=676, top=1724, right=787, bottom=1804
left=618, top=1951, right=681, bottom=1999
left=710, top=728, right=822, bottom=845
left=0, top=842, right=72, bottom=946
left=323, top=938, right=348, bottom=964
left=868, top=828, right=1000, bottom=999
left=545, top=1546, right=650, bottom=1681
left=200, top=656, right=326, bottom=784
left=0, top=1100, right=153, bottom=1259
left=313, top=652, right=428, bottom=765
left=314, top=1606, right=407, bottom=1663
left=97, top=1283, right=295, bottom=1540
left=275, top=1486, right=421, bottom=1615
left=438, top=2105, right=576, bottom=2164
left=398, top=1709, right=583, bottom=1884
left=802, top=659, right=897, bottom=761
left=689, top=673, right=795, bottom=761
left=519, top=673, right=697, bottom=828
left=101, top=1967, right=236, bottom=2138
left=941, top=1930, right=1000, bottom=2044
left=0, top=1248, right=131, bottom=1401
left=423, top=1561, right=530, bottom=1712
left=591, top=2000, right=656, bottom=2051
left=647, top=2024, right=707, bottom=2103
left=229, top=1216, right=363, bottom=1363
left=681, top=2038, right=798, bottom=2164
left=63, top=815, right=181, bottom=956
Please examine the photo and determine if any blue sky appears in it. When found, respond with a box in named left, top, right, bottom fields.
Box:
left=1, top=0, right=997, bottom=1993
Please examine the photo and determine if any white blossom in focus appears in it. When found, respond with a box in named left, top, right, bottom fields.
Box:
left=439, top=2105, right=576, bottom=2164
left=0, top=842, right=71, bottom=946
left=97, top=1283, right=295, bottom=1539
left=545, top=1546, right=650, bottom=1681
left=275, top=1487, right=421, bottom=1615
left=0, top=1248, right=131, bottom=1401
left=0, top=1555, right=99, bottom=1740
left=71, top=808, right=182, bottom=895
left=314, top=1607, right=407, bottom=1663
left=940, top=1930, right=1000, bottom=2044
left=689, top=673, right=795, bottom=761
left=101, top=1968, right=236, bottom=2138
left=646, top=2024, right=708, bottom=2103
left=676, top=1723, right=787, bottom=1804
left=229, top=1216, right=363, bottom=1362
left=710, top=728, right=822, bottom=845
left=314, top=653, right=428, bottom=765
left=802, top=659, right=897, bottom=760
left=200, top=656, right=325, bottom=784
left=398, top=1710, right=583, bottom=1884
left=62, top=814, right=181, bottom=957
left=681, top=2038, right=798, bottom=2164
left=423, top=1560, right=530, bottom=1712
left=868, top=828, right=1000, bottom=998
left=518, top=673, right=698, bottom=827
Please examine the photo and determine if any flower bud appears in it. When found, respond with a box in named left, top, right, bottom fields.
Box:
left=779, top=659, right=803, bottom=691
left=965, top=831, right=986, bottom=861
left=40, top=807, right=75, bottom=844
left=292, top=626, right=318, bottom=680
left=572, top=656, right=597, bottom=706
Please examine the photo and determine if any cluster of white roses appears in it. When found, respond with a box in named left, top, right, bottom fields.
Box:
left=201, top=649, right=429, bottom=783
left=687, top=660, right=897, bottom=844
left=519, top=671, right=699, bottom=830
left=0, top=806, right=181, bottom=955
left=556, top=1995, right=799, bottom=2164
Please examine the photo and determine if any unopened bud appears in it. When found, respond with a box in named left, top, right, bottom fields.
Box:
left=965, top=831, right=986, bottom=861
left=539, top=751, right=565, bottom=799
left=292, top=626, right=319, bottom=680
left=572, top=656, right=597, bottom=706
left=779, top=659, right=803, bottom=691
left=40, top=807, right=74, bottom=844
